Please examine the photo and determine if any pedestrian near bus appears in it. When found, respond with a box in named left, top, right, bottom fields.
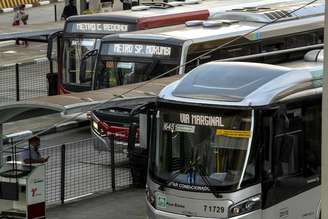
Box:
left=12, top=4, right=29, bottom=26
left=61, top=0, right=78, bottom=20
left=121, top=0, right=132, bottom=10
left=13, top=5, right=29, bottom=46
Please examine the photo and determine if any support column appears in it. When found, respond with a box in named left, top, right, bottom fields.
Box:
left=322, top=0, right=328, bottom=218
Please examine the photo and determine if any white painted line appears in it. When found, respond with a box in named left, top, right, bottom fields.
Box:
left=34, top=57, right=48, bottom=63
left=2, top=8, right=14, bottom=13
left=0, top=40, right=15, bottom=47
left=3, top=50, right=17, bottom=54
left=64, top=193, right=93, bottom=202
left=39, top=1, right=50, bottom=5
left=1, top=63, right=16, bottom=67
left=25, top=4, right=33, bottom=8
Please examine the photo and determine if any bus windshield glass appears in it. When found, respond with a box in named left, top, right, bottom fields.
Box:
left=93, top=59, right=178, bottom=89
left=150, top=106, right=254, bottom=191
left=62, top=38, right=101, bottom=89
left=94, top=42, right=181, bottom=89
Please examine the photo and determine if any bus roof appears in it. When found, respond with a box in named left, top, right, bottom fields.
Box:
left=65, top=0, right=295, bottom=33
left=67, top=0, right=290, bottom=22
left=101, top=1, right=324, bottom=45
left=159, top=50, right=323, bottom=107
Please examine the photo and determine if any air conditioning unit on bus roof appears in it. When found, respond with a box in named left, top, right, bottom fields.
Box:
left=132, top=0, right=201, bottom=10
left=211, top=2, right=324, bottom=23
left=185, top=19, right=239, bottom=27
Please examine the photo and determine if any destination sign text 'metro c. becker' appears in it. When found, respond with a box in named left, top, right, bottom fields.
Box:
left=67, top=22, right=130, bottom=34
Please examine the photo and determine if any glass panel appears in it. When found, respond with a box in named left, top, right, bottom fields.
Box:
left=93, top=59, right=177, bottom=90
left=62, top=38, right=100, bottom=88
left=151, top=107, right=253, bottom=189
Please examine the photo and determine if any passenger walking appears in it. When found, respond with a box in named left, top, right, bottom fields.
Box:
left=12, top=5, right=29, bottom=46
left=61, top=0, right=78, bottom=20
left=12, top=4, right=28, bottom=26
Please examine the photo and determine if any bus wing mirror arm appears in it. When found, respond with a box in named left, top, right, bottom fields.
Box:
left=47, top=31, right=63, bottom=62
left=80, top=49, right=99, bottom=83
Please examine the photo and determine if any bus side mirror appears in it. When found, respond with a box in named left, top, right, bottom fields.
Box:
left=80, top=49, right=98, bottom=83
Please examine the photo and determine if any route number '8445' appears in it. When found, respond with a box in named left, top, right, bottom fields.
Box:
left=204, top=205, right=225, bottom=213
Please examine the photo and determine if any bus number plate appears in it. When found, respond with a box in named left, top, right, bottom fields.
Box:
left=203, top=205, right=224, bottom=214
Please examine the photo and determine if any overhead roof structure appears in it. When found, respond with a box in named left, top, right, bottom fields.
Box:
left=0, top=21, right=64, bottom=42
left=0, top=75, right=180, bottom=123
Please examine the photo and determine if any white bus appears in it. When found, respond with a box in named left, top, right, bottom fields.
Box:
left=90, top=0, right=324, bottom=90
left=145, top=49, right=323, bottom=218
left=53, top=0, right=285, bottom=93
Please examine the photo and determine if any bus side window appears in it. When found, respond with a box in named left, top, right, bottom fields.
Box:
left=261, top=39, right=286, bottom=53
left=262, top=116, right=274, bottom=179
left=273, top=109, right=303, bottom=178
left=303, top=104, right=321, bottom=177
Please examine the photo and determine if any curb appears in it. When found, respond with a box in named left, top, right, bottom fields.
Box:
left=38, top=120, right=90, bottom=136
left=0, top=0, right=58, bottom=14
left=3, top=120, right=90, bottom=144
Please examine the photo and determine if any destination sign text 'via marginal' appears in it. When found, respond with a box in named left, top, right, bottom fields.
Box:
left=70, top=23, right=129, bottom=33
left=104, top=43, right=172, bottom=58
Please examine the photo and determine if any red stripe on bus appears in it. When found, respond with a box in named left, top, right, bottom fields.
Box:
left=137, top=10, right=210, bottom=30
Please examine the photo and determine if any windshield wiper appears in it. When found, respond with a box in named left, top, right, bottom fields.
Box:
left=158, top=165, right=187, bottom=191
left=144, top=58, right=160, bottom=80
left=158, top=156, right=222, bottom=198
left=195, top=164, right=222, bottom=198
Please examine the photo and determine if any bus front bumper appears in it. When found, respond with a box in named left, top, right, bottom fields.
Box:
left=146, top=201, right=261, bottom=219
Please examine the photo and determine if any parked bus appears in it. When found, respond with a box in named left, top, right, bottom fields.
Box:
left=145, top=49, right=323, bottom=218
left=87, top=0, right=323, bottom=91
left=48, top=0, right=282, bottom=93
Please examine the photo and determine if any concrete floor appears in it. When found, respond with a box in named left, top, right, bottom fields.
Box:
left=47, top=189, right=147, bottom=219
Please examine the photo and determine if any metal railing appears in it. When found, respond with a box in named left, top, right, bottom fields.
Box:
left=2, top=136, right=134, bottom=206
left=0, top=59, right=54, bottom=105
left=41, top=136, right=133, bottom=205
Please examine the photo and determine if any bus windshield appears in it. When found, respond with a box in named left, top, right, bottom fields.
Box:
left=62, top=38, right=101, bottom=90
left=150, top=107, right=254, bottom=191
left=93, top=59, right=177, bottom=90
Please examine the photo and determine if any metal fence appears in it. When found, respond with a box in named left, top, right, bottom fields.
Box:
left=0, top=59, right=53, bottom=105
left=40, top=137, right=133, bottom=206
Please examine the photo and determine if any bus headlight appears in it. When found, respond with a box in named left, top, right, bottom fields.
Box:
left=146, top=185, right=155, bottom=207
left=228, top=194, right=261, bottom=217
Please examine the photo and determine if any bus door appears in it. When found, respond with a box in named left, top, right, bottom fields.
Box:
left=262, top=100, right=321, bottom=218
left=47, top=31, right=62, bottom=95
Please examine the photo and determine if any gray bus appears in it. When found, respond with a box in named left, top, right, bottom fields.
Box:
left=89, top=0, right=324, bottom=90
left=145, top=49, right=323, bottom=218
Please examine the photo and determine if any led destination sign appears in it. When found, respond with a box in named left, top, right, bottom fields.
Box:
left=67, top=22, right=130, bottom=34
left=103, top=43, right=173, bottom=58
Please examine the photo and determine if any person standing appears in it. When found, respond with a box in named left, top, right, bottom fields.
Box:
left=13, top=5, right=29, bottom=46
left=61, top=0, right=78, bottom=20
left=121, top=0, right=132, bottom=10
left=21, top=136, right=49, bottom=164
